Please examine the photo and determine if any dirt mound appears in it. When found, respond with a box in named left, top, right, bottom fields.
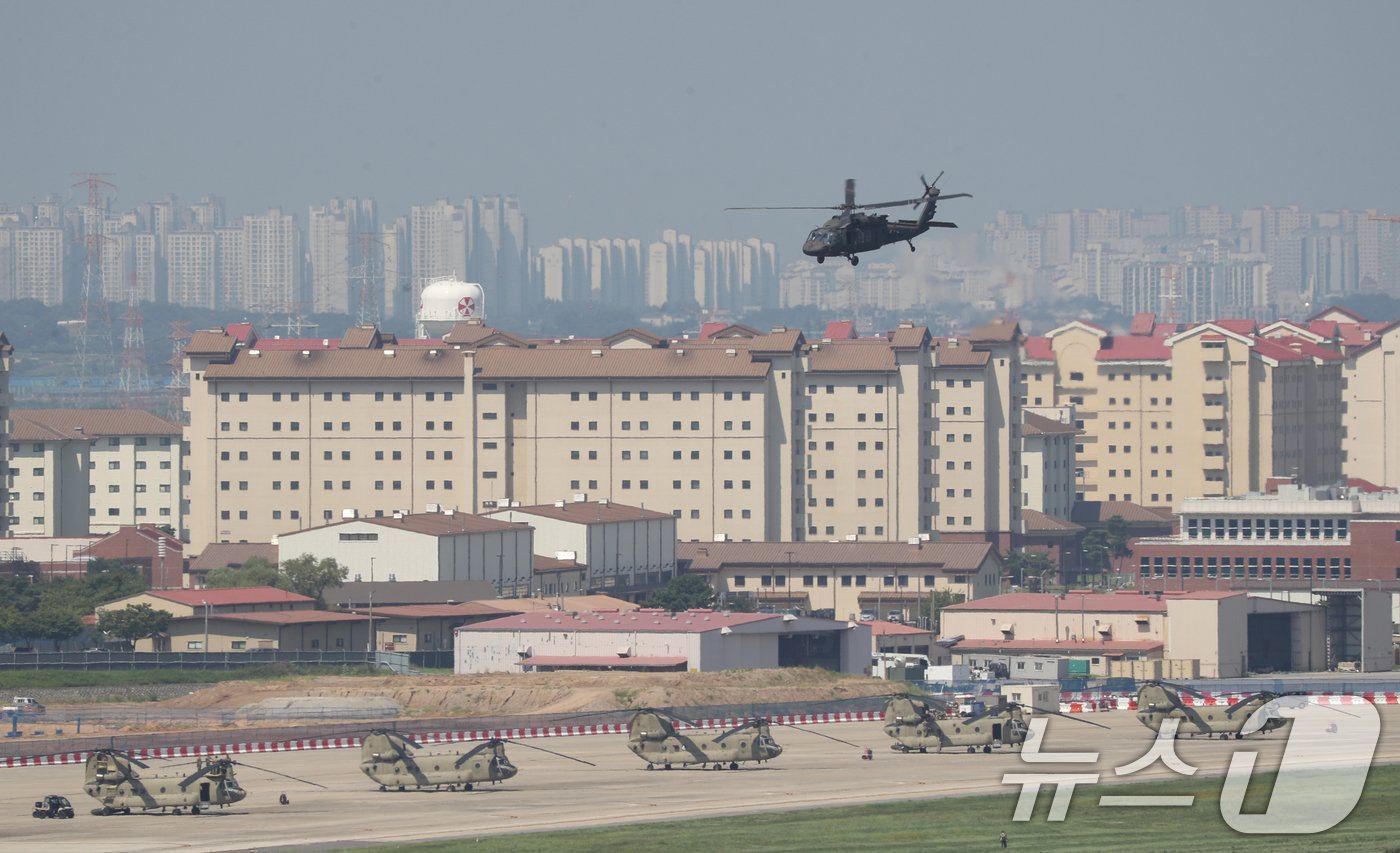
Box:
left=159, top=669, right=893, bottom=717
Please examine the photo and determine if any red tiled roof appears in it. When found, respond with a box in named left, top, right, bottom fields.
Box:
left=532, top=555, right=582, bottom=573
left=678, top=540, right=995, bottom=571
left=1128, top=313, right=1157, bottom=336
left=1269, top=336, right=1344, bottom=362
left=1347, top=477, right=1392, bottom=493
left=520, top=655, right=687, bottom=668
left=295, top=512, right=528, bottom=538
left=945, top=592, right=1167, bottom=613
left=178, top=610, right=375, bottom=625
left=151, top=586, right=313, bottom=607
left=823, top=320, right=857, bottom=340
left=866, top=620, right=930, bottom=637
left=951, top=638, right=1164, bottom=654
left=1211, top=319, right=1258, bottom=336
left=459, top=609, right=777, bottom=634
left=1022, top=336, right=1054, bottom=361
left=1248, top=337, right=1308, bottom=363
left=1096, top=336, right=1170, bottom=362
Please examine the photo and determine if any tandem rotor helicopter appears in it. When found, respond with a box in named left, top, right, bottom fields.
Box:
left=359, top=728, right=594, bottom=792
left=1135, top=681, right=1303, bottom=739
left=727, top=172, right=971, bottom=266
left=625, top=708, right=859, bottom=770
left=881, top=694, right=1107, bottom=754
left=82, top=749, right=324, bottom=816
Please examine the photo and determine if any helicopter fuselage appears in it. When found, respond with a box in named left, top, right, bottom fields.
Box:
left=1135, top=685, right=1288, bottom=738
left=84, top=752, right=246, bottom=815
left=360, top=733, right=518, bottom=790
left=882, top=697, right=1029, bottom=754
left=627, top=712, right=783, bottom=769
left=804, top=212, right=957, bottom=264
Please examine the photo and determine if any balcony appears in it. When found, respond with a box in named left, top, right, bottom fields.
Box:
left=1202, top=379, right=1226, bottom=396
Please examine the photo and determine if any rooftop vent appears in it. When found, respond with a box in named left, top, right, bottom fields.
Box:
left=300, top=350, right=311, bottom=357
left=725, top=348, right=737, bottom=357
left=249, top=349, right=261, bottom=357
left=554, top=500, right=566, bottom=508
left=322, top=338, right=330, bottom=347
left=675, top=348, right=685, bottom=357
left=383, top=349, right=396, bottom=357
left=598, top=498, right=609, bottom=506
left=573, top=493, right=587, bottom=502
left=714, top=533, right=727, bottom=542
left=591, top=349, right=603, bottom=357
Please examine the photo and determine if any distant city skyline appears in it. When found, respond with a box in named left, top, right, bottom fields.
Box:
left=2, top=2, right=1398, bottom=247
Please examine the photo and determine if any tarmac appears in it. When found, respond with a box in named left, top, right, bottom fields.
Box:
left=1, top=706, right=1396, bottom=853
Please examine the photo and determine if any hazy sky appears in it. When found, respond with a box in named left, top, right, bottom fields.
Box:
left=3, top=1, right=1398, bottom=248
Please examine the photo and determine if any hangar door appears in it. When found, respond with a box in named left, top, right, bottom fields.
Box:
left=778, top=631, right=841, bottom=670
left=1246, top=612, right=1293, bottom=672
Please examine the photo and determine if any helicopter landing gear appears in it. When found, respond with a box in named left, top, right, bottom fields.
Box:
left=982, top=745, right=993, bottom=754
left=712, top=763, right=723, bottom=771
left=379, top=785, right=387, bottom=792
left=1234, top=732, right=1244, bottom=740
left=908, top=241, right=916, bottom=252
left=816, top=255, right=825, bottom=264
left=172, top=808, right=183, bottom=816
left=645, top=763, right=655, bottom=771
left=729, top=762, right=740, bottom=770
left=847, top=255, right=860, bottom=266
left=967, top=747, right=976, bottom=754
left=918, top=747, right=928, bottom=754
left=99, top=806, right=115, bottom=816
left=465, top=783, right=474, bottom=791
left=190, top=806, right=201, bottom=816
left=123, top=808, right=131, bottom=815
left=663, top=763, right=672, bottom=770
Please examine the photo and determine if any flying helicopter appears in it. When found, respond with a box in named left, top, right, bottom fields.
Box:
left=626, top=708, right=859, bottom=770
left=1135, top=681, right=1303, bottom=739
left=882, top=694, right=1106, bottom=754
left=727, top=173, right=971, bottom=266
left=82, top=750, right=324, bottom=816
left=360, top=728, right=595, bottom=792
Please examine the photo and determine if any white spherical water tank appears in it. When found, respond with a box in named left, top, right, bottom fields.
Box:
left=416, top=277, right=486, bottom=338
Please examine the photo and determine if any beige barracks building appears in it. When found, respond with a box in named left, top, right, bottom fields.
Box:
left=1022, top=314, right=1344, bottom=506
left=184, top=320, right=1024, bottom=552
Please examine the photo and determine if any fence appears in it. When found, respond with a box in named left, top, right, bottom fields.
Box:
left=0, top=650, right=413, bottom=673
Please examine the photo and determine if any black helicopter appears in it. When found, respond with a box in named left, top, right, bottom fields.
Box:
left=728, top=173, right=971, bottom=266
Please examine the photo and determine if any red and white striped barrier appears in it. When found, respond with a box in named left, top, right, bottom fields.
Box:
left=1057, top=690, right=1400, bottom=714
left=1, top=710, right=884, bottom=769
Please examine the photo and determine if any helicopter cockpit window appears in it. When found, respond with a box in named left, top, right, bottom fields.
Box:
left=807, top=230, right=833, bottom=245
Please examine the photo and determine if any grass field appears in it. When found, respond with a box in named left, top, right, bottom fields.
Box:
left=344, top=764, right=1400, bottom=853
left=0, top=664, right=386, bottom=691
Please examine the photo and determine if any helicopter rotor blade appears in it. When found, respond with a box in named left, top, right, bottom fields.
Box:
left=179, top=762, right=222, bottom=788
left=1152, top=679, right=1207, bottom=700
left=1022, top=704, right=1111, bottom=730
left=503, top=738, right=597, bottom=767
left=714, top=719, right=759, bottom=742
left=725, top=205, right=844, bottom=211
left=453, top=739, right=500, bottom=768
left=775, top=721, right=864, bottom=749
left=234, top=760, right=329, bottom=789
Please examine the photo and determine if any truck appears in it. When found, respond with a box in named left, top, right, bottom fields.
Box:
left=3, top=697, right=45, bottom=717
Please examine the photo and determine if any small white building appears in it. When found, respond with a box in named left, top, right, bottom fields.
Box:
left=277, top=511, right=535, bottom=595
left=456, top=608, right=872, bottom=674
left=487, top=499, right=677, bottom=593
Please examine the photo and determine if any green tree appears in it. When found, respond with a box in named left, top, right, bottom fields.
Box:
left=205, top=558, right=281, bottom=590
left=1104, top=515, right=1134, bottom=587
left=643, top=573, right=717, bottom=611
left=30, top=604, right=84, bottom=649
left=916, top=590, right=966, bottom=634
left=279, top=553, right=348, bottom=604
left=96, top=603, right=173, bottom=647
left=83, top=563, right=148, bottom=607
left=1081, top=529, right=1112, bottom=588
left=1003, top=549, right=1055, bottom=589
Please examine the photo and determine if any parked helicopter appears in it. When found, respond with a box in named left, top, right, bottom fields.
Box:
left=1135, top=681, right=1302, bottom=739
left=82, top=750, right=323, bottom=816
left=882, top=694, right=1106, bottom=753
left=626, top=708, right=859, bottom=770
left=727, top=173, right=971, bottom=266
left=360, top=728, right=594, bottom=792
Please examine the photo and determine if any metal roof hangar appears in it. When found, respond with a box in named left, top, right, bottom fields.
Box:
left=455, top=609, right=871, bottom=674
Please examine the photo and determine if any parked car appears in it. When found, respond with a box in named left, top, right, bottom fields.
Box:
left=858, top=610, right=876, bottom=621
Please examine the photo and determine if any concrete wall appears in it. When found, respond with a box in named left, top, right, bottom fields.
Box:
left=1363, top=588, right=1393, bottom=672
left=941, top=602, right=1165, bottom=645
left=1165, top=596, right=1248, bottom=678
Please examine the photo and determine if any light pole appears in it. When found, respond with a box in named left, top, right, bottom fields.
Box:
left=366, top=557, right=376, bottom=657
left=202, top=600, right=209, bottom=661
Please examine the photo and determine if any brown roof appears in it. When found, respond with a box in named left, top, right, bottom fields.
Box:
left=807, top=340, right=897, bottom=373
left=350, top=603, right=515, bottom=619
left=493, top=500, right=673, bottom=524
left=339, top=326, right=382, bottom=349
left=442, top=321, right=524, bottom=347
left=888, top=325, right=930, bottom=350
left=11, top=409, right=182, bottom=441
left=482, top=594, right=638, bottom=613
left=293, top=512, right=528, bottom=538
left=1070, top=501, right=1174, bottom=525
left=325, top=580, right=500, bottom=608
left=189, top=542, right=279, bottom=573
left=1022, top=411, right=1078, bottom=436
left=472, top=346, right=770, bottom=380
left=175, top=610, right=376, bottom=626
left=932, top=341, right=991, bottom=367
left=533, top=554, right=583, bottom=573
left=1021, top=509, right=1083, bottom=533
left=186, top=330, right=237, bottom=358
left=204, top=348, right=465, bottom=380
left=678, top=540, right=995, bottom=571
left=602, top=328, right=664, bottom=347
left=969, top=319, right=1022, bottom=343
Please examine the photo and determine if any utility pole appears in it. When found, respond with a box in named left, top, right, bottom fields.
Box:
left=71, top=172, right=116, bottom=391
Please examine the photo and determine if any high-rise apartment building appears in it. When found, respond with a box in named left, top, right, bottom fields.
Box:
left=11, top=227, right=64, bottom=305
left=166, top=232, right=218, bottom=309
left=0, top=333, right=11, bottom=539
left=307, top=197, right=378, bottom=315
left=242, top=209, right=301, bottom=313
left=183, top=319, right=1023, bottom=552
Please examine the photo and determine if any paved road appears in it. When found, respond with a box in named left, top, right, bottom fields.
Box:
left=1, top=706, right=1393, bottom=853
